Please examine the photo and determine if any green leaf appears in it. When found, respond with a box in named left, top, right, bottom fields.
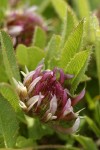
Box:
left=28, top=46, right=45, bottom=70
left=85, top=92, right=95, bottom=110
left=16, top=45, right=45, bottom=70
left=59, top=20, right=84, bottom=69
left=0, top=135, right=5, bottom=148
left=38, top=0, right=50, bottom=13
left=88, top=0, right=100, bottom=10
left=47, top=57, right=59, bottom=70
left=0, top=8, right=5, bottom=21
left=66, top=50, right=90, bottom=94
left=0, top=83, right=26, bottom=123
left=95, top=101, right=100, bottom=127
left=95, top=36, right=100, bottom=93
left=85, top=116, right=100, bottom=138
left=16, top=44, right=28, bottom=66
left=66, top=5, right=78, bottom=39
left=81, top=74, right=90, bottom=82
left=60, top=14, right=67, bottom=48
left=60, top=3, right=78, bottom=48
left=84, top=15, right=100, bottom=47
left=0, top=94, right=19, bottom=148
left=73, top=0, right=90, bottom=18
left=51, top=0, right=67, bottom=21
left=0, top=48, right=8, bottom=82
left=88, top=15, right=100, bottom=91
left=74, top=135, right=98, bottom=150
left=0, top=50, right=8, bottom=82
left=0, top=0, right=7, bottom=8
left=0, top=64, right=8, bottom=82
left=32, top=27, right=46, bottom=49
left=0, top=83, right=19, bottom=112
left=0, top=31, right=20, bottom=86
left=16, top=136, right=35, bottom=148
left=45, top=34, right=61, bottom=69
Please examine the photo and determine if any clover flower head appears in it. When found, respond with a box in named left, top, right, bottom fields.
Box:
left=4, top=6, right=47, bottom=47
left=14, top=65, right=85, bottom=133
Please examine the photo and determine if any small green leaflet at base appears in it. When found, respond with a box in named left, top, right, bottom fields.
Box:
left=59, top=20, right=84, bottom=70
left=51, top=0, right=67, bottom=21
left=0, top=31, right=20, bottom=86
left=32, top=26, right=46, bottom=49
left=74, top=135, right=98, bottom=150
left=0, top=94, right=19, bottom=148
left=66, top=50, right=90, bottom=94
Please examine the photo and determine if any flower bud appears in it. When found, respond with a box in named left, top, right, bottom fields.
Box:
left=14, top=65, right=85, bottom=133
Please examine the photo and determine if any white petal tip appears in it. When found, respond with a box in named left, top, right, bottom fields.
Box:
left=25, top=66, right=29, bottom=74
left=19, top=101, right=27, bottom=110
left=12, top=77, right=18, bottom=87
left=21, top=71, right=27, bottom=77
left=71, top=117, right=80, bottom=133
left=9, top=26, right=23, bottom=36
